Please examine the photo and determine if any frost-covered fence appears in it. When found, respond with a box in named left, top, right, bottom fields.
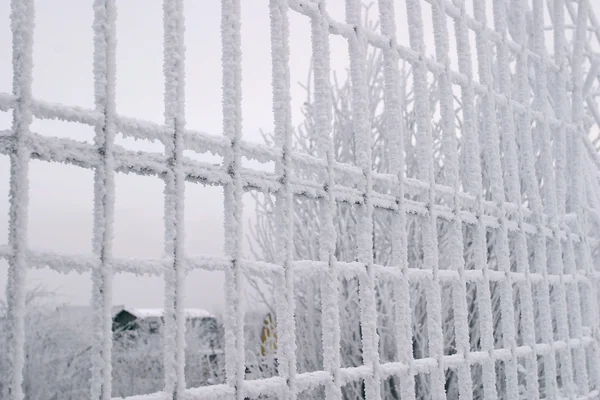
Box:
left=3, top=0, right=600, bottom=399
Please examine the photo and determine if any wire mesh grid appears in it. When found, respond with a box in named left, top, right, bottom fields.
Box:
left=2, top=0, right=600, bottom=399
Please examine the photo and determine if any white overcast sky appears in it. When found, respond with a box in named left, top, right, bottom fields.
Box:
left=0, top=0, right=597, bottom=313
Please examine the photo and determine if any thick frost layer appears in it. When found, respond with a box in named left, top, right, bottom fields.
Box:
left=90, top=1, right=118, bottom=399
left=3, top=0, right=600, bottom=400
left=161, top=0, right=187, bottom=397
left=6, top=1, right=34, bottom=400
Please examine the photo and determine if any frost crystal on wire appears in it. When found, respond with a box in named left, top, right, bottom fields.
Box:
left=3, top=0, right=600, bottom=399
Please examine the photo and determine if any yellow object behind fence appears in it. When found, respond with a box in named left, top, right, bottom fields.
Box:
left=260, top=313, right=277, bottom=357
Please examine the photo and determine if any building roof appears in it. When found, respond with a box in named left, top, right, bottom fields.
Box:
left=126, top=308, right=214, bottom=320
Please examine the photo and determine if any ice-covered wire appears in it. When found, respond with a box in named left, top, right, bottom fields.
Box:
left=429, top=1, right=473, bottom=398
left=404, top=0, right=446, bottom=397
left=270, top=0, right=297, bottom=398
left=531, top=0, right=579, bottom=397
left=221, top=0, right=245, bottom=398
left=344, top=1, right=382, bottom=399
left=451, top=0, right=497, bottom=397
left=6, top=1, right=34, bottom=399
left=162, top=0, right=187, bottom=396
left=471, top=0, right=521, bottom=398
left=377, top=0, right=416, bottom=398
left=90, top=0, right=117, bottom=399
left=504, top=0, right=543, bottom=397
left=490, top=0, right=536, bottom=397
left=311, top=1, right=343, bottom=399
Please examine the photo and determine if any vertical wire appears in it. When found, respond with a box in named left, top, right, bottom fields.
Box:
left=91, top=0, right=117, bottom=398
left=430, top=0, right=474, bottom=397
left=551, top=0, right=590, bottom=392
left=270, top=0, right=297, bottom=397
left=163, top=0, right=187, bottom=396
left=492, top=0, right=540, bottom=397
left=344, top=1, right=382, bottom=398
left=311, top=1, right=343, bottom=399
left=530, top=0, right=575, bottom=396
left=404, top=0, right=446, bottom=397
left=6, top=1, right=34, bottom=399
left=471, top=0, right=521, bottom=397
left=377, top=0, right=417, bottom=398
left=221, top=0, right=245, bottom=398
left=6, top=0, right=34, bottom=400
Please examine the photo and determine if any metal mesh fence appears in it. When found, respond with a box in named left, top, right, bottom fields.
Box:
left=2, top=0, right=600, bottom=399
